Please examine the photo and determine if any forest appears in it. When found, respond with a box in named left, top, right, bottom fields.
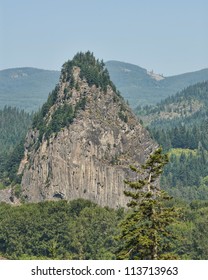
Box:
left=0, top=107, right=33, bottom=186
left=135, top=81, right=208, bottom=201
left=0, top=196, right=208, bottom=260
left=0, top=63, right=208, bottom=259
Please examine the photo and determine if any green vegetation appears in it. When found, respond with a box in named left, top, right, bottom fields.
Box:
left=32, top=94, right=86, bottom=144
left=106, top=61, right=208, bottom=107
left=161, top=147, right=208, bottom=200
left=32, top=52, right=120, bottom=145
left=0, top=106, right=32, bottom=154
left=117, top=148, right=179, bottom=260
left=0, top=107, right=33, bottom=186
left=141, top=82, right=208, bottom=153
left=135, top=81, right=208, bottom=202
left=1, top=56, right=208, bottom=260
left=0, top=199, right=123, bottom=260
left=0, top=67, right=59, bottom=112
left=32, top=85, right=59, bottom=140
left=44, top=104, right=75, bottom=139
left=0, top=197, right=208, bottom=259
left=62, top=51, right=118, bottom=93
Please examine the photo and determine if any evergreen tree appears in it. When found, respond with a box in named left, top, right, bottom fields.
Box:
left=117, top=148, right=179, bottom=260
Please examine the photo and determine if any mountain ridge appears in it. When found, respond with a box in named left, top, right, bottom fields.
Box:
left=0, top=61, right=207, bottom=112
left=0, top=67, right=60, bottom=112
left=136, top=80, right=208, bottom=128
left=106, top=61, right=208, bottom=108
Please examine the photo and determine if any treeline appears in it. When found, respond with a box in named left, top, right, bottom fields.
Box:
left=136, top=82, right=208, bottom=154
left=0, top=199, right=123, bottom=260
left=0, top=198, right=208, bottom=260
left=149, top=117, right=208, bottom=151
left=0, top=106, right=32, bottom=155
left=161, top=148, right=208, bottom=200
left=135, top=81, right=208, bottom=201
left=158, top=81, right=208, bottom=109
left=0, top=107, right=33, bottom=186
left=136, top=81, right=208, bottom=117
left=62, top=51, right=118, bottom=93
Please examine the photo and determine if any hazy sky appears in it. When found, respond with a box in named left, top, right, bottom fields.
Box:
left=1, top=0, right=208, bottom=76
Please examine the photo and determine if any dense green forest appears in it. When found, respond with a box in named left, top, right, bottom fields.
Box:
left=0, top=107, right=33, bottom=186
left=0, top=106, right=32, bottom=154
left=0, top=199, right=123, bottom=260
left=0, top=198, right=208, bottom=260
left=0, top=67, right=59, bottom=112
left=135, top=81, right=208, bottom=201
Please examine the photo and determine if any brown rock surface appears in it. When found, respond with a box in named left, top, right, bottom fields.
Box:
left=3, top=53, right=157, bottom=208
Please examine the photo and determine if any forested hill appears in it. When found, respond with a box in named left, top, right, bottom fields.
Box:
left=1, top=63, right=208, bottom=112
left=136, top=81, right=208, bottom=128
left=106, top=61, right=208, bottom=107
left=135, top=81, right=208, bottom=201
left=0, top=68, right=60, bottom=112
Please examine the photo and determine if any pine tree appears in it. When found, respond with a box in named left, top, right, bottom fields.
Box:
left=117, top=147, right=179, bottom=260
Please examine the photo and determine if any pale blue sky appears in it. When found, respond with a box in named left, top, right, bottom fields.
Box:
left=1, top=0, right=207, bottom=76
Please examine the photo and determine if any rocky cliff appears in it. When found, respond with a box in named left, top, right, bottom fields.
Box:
left=18, top=52, right=156, bottom=208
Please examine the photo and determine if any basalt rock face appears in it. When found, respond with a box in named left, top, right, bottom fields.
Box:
left=19, top=52, right=156, bottom=208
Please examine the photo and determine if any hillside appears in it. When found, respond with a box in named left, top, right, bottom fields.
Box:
left=0, top=67, right=60, bottom=112
left=0, top=62, right=208, bottom=112
left=106, top=61, right=208, bottom=107
left=137, top=81, right=208, bottom=129
left=135, top=81, right=208, bottom=201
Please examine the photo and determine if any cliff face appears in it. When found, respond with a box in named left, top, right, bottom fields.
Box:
left=18, top=52, right=156, bottom=208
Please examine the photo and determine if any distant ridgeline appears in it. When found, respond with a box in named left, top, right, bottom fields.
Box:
left=1, top=60, right=208, bottom=112
left=106, top=61, right=208, bottom=108
left=0, top=67, right=60, bottom=112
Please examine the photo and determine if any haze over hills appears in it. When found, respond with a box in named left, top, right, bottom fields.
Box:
left=106, top=61, right=208, bottom=108
left=0, top=61, right=208, bottom=112
left=0, top=67, right=60, bottom=112
left=136, top=81, right=208, bottom=127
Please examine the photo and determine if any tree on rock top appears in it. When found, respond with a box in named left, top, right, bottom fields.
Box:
left=62, top=51, right=117, bottom=92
